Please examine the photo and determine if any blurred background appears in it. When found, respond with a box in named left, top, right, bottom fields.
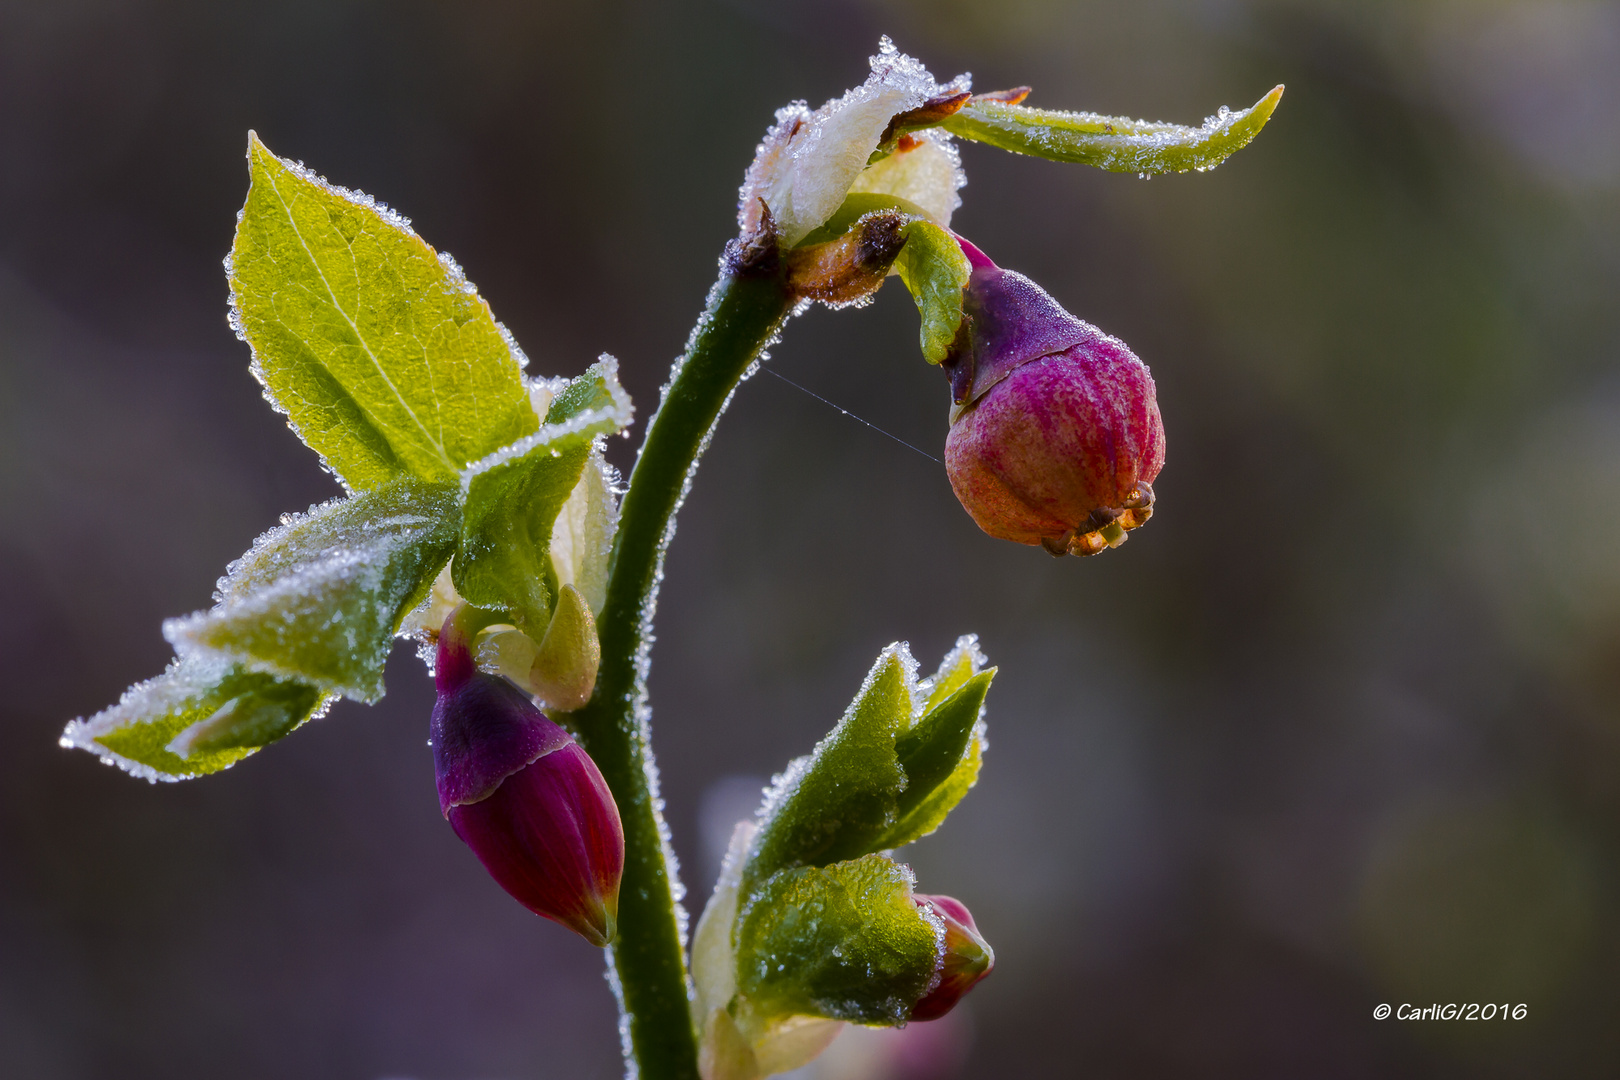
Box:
left=3, top=0, right=1618, bottom=1076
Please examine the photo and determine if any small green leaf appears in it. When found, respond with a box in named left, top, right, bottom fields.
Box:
left=924, top=633, right=985, bottom=710
left=452, top=357, right=632, bottom=631
left=884, top=731, right=984, bottom=852
left=893, top=220, right=971, bottom=364
left=230, top=133, right=538, bottom=489
left=879, top=636, right=992, bottom=851
left=165, top=477, right=461, bottom=702
left=892, top=672, right=991, bottom=820
left=746, top=645, right=915, bottom=888
left=746, top=636, right=994, bottom=887
left=942, top=85, right=1284, bottom=175
left=736, top=855, right=940, bottom=1026
left=548, top=447, right=619, bottom=615
left=61, top=655, right=331, bottom=780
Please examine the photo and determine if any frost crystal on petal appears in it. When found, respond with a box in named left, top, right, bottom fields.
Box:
left=740, top=38, right=970, bottom=246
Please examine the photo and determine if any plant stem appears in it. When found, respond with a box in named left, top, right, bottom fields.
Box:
left=571, top=260, right=791, bottom=1080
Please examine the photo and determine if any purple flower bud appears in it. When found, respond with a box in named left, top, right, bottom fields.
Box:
left=431, top=611, right=623, bottom=946
left=911, top=893, right=993, bottom=1021
left=943, top=238, right=1164, bottom=557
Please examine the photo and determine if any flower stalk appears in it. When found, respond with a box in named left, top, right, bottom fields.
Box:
left=570, top=256, right=793, bottom=1080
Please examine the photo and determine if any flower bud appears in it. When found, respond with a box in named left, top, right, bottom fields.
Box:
left=911, top=894, right=993, bottom=1021
left=943, top=239, right=1164, bottom=557
left=431, top=608, right=623, bottom=946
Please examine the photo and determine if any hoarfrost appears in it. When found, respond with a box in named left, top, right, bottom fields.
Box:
left=459, top=354, right=632, bottom=482
left=739, top=37, right=970, bottom=246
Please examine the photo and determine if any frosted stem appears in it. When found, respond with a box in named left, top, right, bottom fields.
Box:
left=571, top=259, right=791, bottom=1080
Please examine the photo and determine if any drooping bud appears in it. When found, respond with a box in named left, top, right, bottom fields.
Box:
left=431, top=606, right=623, bottom=946
left=943, top=238, right=1164, bottom=557
left=911, top=894, right=994, bottom=1021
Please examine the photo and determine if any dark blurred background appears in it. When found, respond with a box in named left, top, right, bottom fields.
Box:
left=3, top=0, right=1618, bottom=1077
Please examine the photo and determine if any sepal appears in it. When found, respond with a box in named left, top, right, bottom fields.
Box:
left=893, top=220, right=972, bottom=364
left=478, top=584, right=601, bottom=712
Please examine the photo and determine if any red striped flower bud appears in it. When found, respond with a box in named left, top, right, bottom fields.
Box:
left=943, top=238, right=1164, bottom=557
left=911, top=894, right=993, bottom=1021
left=431, top=609, right=623, bottom=946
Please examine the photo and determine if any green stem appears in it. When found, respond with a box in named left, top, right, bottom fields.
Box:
left=571, top=261, right=792, bottom=1080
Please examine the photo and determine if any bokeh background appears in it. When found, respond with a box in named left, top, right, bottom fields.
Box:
left=3, top=0, right=1618, bottom=1077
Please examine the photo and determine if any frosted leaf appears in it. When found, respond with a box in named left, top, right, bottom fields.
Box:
left=920, top=633, right=988, bottom=710
left=734, top=855, right=941, bottom=1027
left=847, top=130, right=965, bottom=226
left=60, top=653, right=333, bottom=781
left=741, top=38, right=970, bottom=246
left=740, top=636, right=991, bottom=900
left=453, top=355, right=632, bottom=631
left=942, top=84, right=1285, bottom=175
left=166, top=478, right=461, bottom=702
left=230, top=134, right=537, bottom=491
left=692, top=820, right=847, bottom=1080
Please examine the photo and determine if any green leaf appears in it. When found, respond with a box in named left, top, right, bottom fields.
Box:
left=229, top=133, right=538, bottom=490
left=164, top=477, right=461, bottom=702
left=924, top=634, right=984, bottom=710
left=745, top=637, right=994, bottom=888
left=735, top=855, right=940, bottom=1026
left=452, top=357, right=632, bottom=632
left=877, top=636, right=993, bottom=849
left=60, top=655, right=331, bottom=780
left=893, top=220, right=971, bottom=364
left=942, top=85, right=1284, bottom=175
left=746, top=645, right=915, bottom=888
left=892, top=672, right=991, bottom=821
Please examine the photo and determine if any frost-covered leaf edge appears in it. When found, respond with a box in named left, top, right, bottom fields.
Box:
left=59, top=653, right=337, bottom=782
left=228, top=132, right=538, bottom=491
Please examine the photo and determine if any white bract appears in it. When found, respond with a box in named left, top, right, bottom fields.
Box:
left=738, top=37, right=969, bottom=247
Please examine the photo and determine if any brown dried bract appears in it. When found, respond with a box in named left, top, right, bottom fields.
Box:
left=878, top=90, right=973, bottom=147
left=783, top=211, right=907, bottom=305
left=725, top=199, right=782, bottom=278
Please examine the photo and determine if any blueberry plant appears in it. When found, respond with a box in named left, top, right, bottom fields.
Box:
left=63, top=39, right=1280, bottom=1080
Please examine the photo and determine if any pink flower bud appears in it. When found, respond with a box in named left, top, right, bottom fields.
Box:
left=943, top=239, right=1164, bottom=557
left=431, top=612, right=623, bottom=946
left=911, top=894, right=993, bottom=1021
